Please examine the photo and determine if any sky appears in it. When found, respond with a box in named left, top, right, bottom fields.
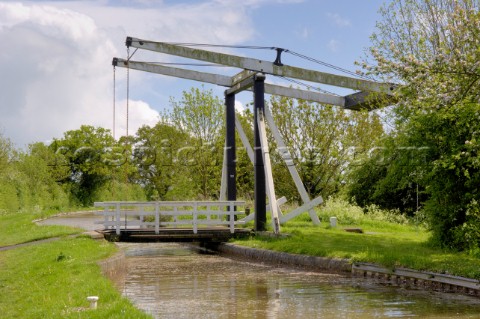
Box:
left=0, top=0, right=388, bottom=148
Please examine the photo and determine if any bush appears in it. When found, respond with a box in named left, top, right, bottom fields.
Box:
left=95, top=180, right=146, bottom=202
left=452, top=200, right=480, bottom=252
left=315, top=197, right=410, bottom=226
left=317, top=197, right=364, bottom=225
left=0, top=176, right=20, bottom=213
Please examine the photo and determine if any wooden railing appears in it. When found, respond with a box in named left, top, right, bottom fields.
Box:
left=94, top=201, right=246, bottom=235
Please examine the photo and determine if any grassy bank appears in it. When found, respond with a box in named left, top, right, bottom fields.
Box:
left=0, top=211, right=81, bottom=246
left=0, top=236, right=151, bottom=318
left=0, top=210, right=152, bottom=318
left=234, top=199, right=480, bottom=279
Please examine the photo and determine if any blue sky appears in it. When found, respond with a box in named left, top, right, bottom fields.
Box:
left=0, top=0, right=388, bottom=147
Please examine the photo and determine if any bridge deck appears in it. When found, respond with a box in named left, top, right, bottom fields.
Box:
left=99, top=227, right=253, bottom=243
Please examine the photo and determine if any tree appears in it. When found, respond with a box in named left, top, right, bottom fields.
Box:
left=269, top=96, right=385, bottom=202
left=164, top=87, right=224, bottom=199
left=133, top=123, right=190, bottom=200
left=347, top=134, right=429, bottom=216
left=0, top=134, right=20, bottom=212
left=234, top=108, right=255, bottom=200
left=363, top=0, right=480, bottom=109
left=358, top=0, right=480, bottom=250
left=50, top=125, right=117, bottom=206
left=0, top=133, right=13, bottom=174
left=21, top=143, right=70, bottom=209
left=0, top=138, right=70, bottom=213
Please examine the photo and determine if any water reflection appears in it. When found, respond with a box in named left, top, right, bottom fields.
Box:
left=115, top=243, right=480, bottom=319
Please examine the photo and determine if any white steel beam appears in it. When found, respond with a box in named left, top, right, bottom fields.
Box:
left=234, top=117, right=254, bottom=163
left=279, top=196, right=324, bottom=224
left=219, top=142, right=228, bottom=201
left=264, top=84, right=346, bottom=108
left=241, top=196, right=287, bottom=223
left=264, top=107, right=322, bottom=225
left=235, top=116, right=285, bottom=223
left=113, top=58, right=231, bottom=87
left=256, top=107, right=281, bottom=234
left=126, top=37, right=394, bottom=94
left=114, top=58, right=353, bottom=107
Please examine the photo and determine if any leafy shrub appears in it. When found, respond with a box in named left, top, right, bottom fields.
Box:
left=364, top=204, right=409, bottom=225
left=452, top=200, right=480, bottom=252
left=317, top=197, right=364, bottom=225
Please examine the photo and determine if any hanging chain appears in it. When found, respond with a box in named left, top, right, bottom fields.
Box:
left=113, top=65, right=116, bottom=140
left=124, top=46, right=131, bottom=200
left=126, top=47, right=130, bottom=138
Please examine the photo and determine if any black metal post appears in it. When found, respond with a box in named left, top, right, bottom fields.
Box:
left=225, top=93, right=237, bottom=202
left=254, top=74, right=266, bottom=231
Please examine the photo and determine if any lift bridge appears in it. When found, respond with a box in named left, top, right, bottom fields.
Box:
left=97, top=36, right=395, bottom=242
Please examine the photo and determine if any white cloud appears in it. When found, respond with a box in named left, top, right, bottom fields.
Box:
left=327, top=39, right=340, bottom=52
left=327, top=12, right=351, bottom=27
left=0, top=2, right=116, bottom=147
left=0, top=1, right=257, bottom=147
left=114, top=99, right=160, bottom=138
left=296, top=26, right=309, bottom=39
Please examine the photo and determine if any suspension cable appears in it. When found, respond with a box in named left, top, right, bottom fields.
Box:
left=141, top=62, right=230, bottom=67
left=124, top=47, right=131, bottom=200
left=285, top=50, right=376, bottom=81
left=273, top=75, right=340, bottom=96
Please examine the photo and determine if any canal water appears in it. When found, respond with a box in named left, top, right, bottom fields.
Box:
left=39, top=213, right=480, bottom=318
left=116, top=242, right=480, bottom=319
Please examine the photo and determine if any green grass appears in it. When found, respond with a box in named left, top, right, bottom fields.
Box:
left=234, top=199, right=480, bottom=279
left=0, top=211, right=81, bottom=246
left=0, top=208, right=152, bottom=318
left=0, top=236, right=152, bottom=319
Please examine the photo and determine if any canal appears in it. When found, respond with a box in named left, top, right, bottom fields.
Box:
left=39, top=213, right=480, bottom=318
left=115, top=243, right=480, bottom=319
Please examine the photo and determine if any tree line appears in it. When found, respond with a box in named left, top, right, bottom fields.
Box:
left=348, top=0, right=480, bottom=252
left=0, top=86, right=382, bottom=213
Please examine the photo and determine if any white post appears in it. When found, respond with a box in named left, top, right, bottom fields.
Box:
left=115, top=203, right=121, bottom=235
left=219, top=143, right=228, bottom=201
left=87, top=296, right=99, bottom=309
left=193, top=202, right=198, bottom=234
left=257, top=108, right=280, bottom=234
left=155, top=202, right=159, bottom=234
left=236, top=116, right=284, bottom=220
left=330, top=216, right=337, bottom=228
left=229, top=202, right=235, bottom=233
left=265, top=106, right=322, bottom=225
left=235, top=117, right=254, bottom=162
left=103, top=206, right=108, bottom=230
